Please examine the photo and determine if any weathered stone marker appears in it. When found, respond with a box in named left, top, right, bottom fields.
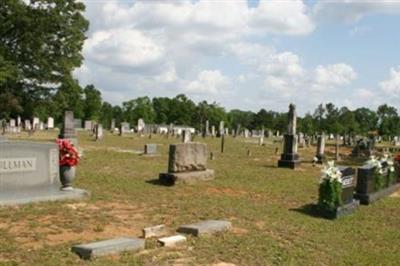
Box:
left=95, top=124, right=103, bottom=140
left=142, top=224, right=167, bottom=239
left=110, top=119, right=116, bottom=133
left=60, top=111, right=77, bottom=140
left=159, top=143, right=215, bottom=185
left=0, top=141, right=88, bottom=205
left=177, top=220, right=232, bottom=236
left=158, top=235, right=186, bottom=247
left=220, top=134, right=225, bottom=153
left=335, top=134, right=340, bottom=161
left=278, top=104, right=301, bottom=169
left=182, top=129, right=191, bottom=143
left=144, top=144, right=157, bottom=155
left=71, top=237, right=145, bottom=260
left=316, top=132, right=326, bottom=163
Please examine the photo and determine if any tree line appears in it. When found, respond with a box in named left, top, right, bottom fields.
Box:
left=1, top=1, right=400, bottom=137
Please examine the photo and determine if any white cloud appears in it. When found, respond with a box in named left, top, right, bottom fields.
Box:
left=380, top=67, right=400, bottom=96
left=313, top=1, right=400, bottom=23
left=313, top=64, right=357, bottom=89
left=186, top=70, right=230, bottom=95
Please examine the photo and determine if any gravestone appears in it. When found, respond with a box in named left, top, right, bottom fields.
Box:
left=17, top=116, right=21, bottom=127
left=182, top=129, right=191, bottom=143
left=110, top=119, right=116, bottom=133
left=121, top=122, right=130, bottom=135
left=218, top=121, right=224, bottom=137
left=159, top=143, right=214, bottom=185
left=354, top=165, right=400, bottom=205
left=137, top=119, right=145, bottom=133
left=244, top=129, right=249, bottom=138
left=335, top=134, right=341, bottom=161
left=203, top=120, right=210, bottom=137
left=24, top=119, right=31, bottom=131
left=84, top=120, right=93, bottom=131
left=9, top=119, right=16, bottom=133
left=317, top=166, right=359, bottom=219
left=95, top=124, right=103, bottom=140
left=60, top=111, right=77, bottom=140
left=0, top=141, right=88, bottom=205
left=278, top=104, right=301, bottom=169
left=316, top=133, right=326, bottom=163
left=32, top=117, right=40, bottom=130
left=177, top=220, right=231, bottom=237
left=144, top=144, right=157, bottom=155
left=236, top=124, right=241, bottom=137
left=211, top=126, right=216, bottom=137
left=39, top=121, right=44, bottom=130
left=47, top=117, right=54, bottom=129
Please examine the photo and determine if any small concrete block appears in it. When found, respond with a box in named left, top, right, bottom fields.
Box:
left=142, top=224, right=167, bottom=239
left=159, top=169, right=215, bottom=185
left=158, top=235, right=187, bottom=247
left=177, top=220, right=232, bottom=237
left=71, top=237, right=144, bottom=260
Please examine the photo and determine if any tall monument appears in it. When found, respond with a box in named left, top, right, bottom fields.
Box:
left=278, top=104, right=301, bottom=169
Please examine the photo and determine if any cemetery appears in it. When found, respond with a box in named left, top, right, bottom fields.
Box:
left=2, top=1, right=400, bottom=265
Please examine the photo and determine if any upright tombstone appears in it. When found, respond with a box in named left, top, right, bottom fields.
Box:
left=137, top=119, right=145, bottom=134
left=120, top=122, right=130, bottom=135
left=84, top=120, right=93, bottom=131
left=203, top=120, right=210, bottom=137
left=211, top=126, right=216, bottom=138
left=9, top=119, right=16, bottom=133
left=316, top=133, right=326, bottom=163
left=17, top=116, right=21, bottom=128
left=95, top=124, right=104, bottom=141
left=236, top=124, right=241, bottom=138
left=159, top=143, right=214, bottom=185
left=47, top=117, right=54, bottom=129
left=278, top=104, right=301, bottom=169
left=218, top=121, right=224, bottom=137
left=60, top=111, right=77, bottom=140
left=182, top=129, right=191, bottom=143
left=144, top=144, right=157, bottom=155
left=0, top=141, right=88, bottom=205
left=24, top=119, right=32, bottom=131
left=335, top=134, right=341, bottom=161
left=110, top=119, right=116, bottom=133
left=32, top=117, right=40, bottom=131
left=244, top=129, right=249, bottom=138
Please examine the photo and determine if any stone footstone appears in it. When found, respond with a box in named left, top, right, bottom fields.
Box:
left=159, top=169, right=215, bottom=185
left=142, top=224, right=167, bottom=239
left=355, top=183, right=400, bottom=205
left=177, top=220, right=232, bottom=237
left=158, top=235, right=187, bottom=247
left=71, top=237, right=145, bottom=260
left=317, top=199, right=360, bottom=220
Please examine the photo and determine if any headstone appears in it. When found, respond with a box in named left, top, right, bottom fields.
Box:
left=203, top=120, right=210, bottom=137
left=218, top=121, right=224, bottom=137
left=236, top=124, right=241, bottom=137
left=32, top=117, right=40, bottom=130
left=47, top=117, right=54, bottom=129
left=137, top=118, right=145, bottom=133
left=17, top=116, right=21, bottom=127
left=73, top=119, right=82, bottom=129
left=225, top=128, right=229, bottom=136
left=335, top=134, right=341, bottom=161
left=278, top=104, right=301, bottom=169
left=221, top=134, right=225, bottom=153
left=24, top=119, right=32, bottom=131
left=144, top=144, right=157, bottom=155
left=71, top=238, right=145, bottom=260
left=211, top=126, right=216, bottom=137
left=39, top=121, right=44, bottom=130
left=84, top=120, right=93, bottom=131
left=60, top=111, right=76, bottom=139
left=158, top=235, right=186, bottom=247
left=316, top=133, right=326, bottom=163
left=182, top=129, right=191, bottom=143
left=120, top=122, right=130, bottom=135
left=110, top=119, right=116, bottom=133
left=159, top=143, right=215, bottom=185
left=95, top=124, right=103, bottom=140
left=0, top=141, right=88, bottom=205
left=244, top=129, right=249, bottom=138
left=9, top=119, right=16, bottom=133
left=177, top=220, right=231, bottom=237
left=142, top=225, right=167, bottom=239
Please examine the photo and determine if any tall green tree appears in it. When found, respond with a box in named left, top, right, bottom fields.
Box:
left=83, top=85, right=102, bottom=121
left=0, top=0, right=88, bottom=118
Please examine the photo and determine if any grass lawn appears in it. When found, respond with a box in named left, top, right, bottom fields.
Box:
left=1, top=130, right=399, bottom=265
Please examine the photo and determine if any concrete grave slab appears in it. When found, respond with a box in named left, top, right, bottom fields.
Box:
left=142, top=224, right=167, bottom=239
left=71, top=237, right=145, bottom=260
left=177, top=220, right=232, bottom=237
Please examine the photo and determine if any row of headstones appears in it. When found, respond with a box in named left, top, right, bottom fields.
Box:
left=1, top=117, right=55, bottom=133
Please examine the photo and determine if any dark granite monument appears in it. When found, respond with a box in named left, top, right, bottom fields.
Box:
left=60, top=111, right=77, bottom=140
left=278, top=104, right=301, bottom=169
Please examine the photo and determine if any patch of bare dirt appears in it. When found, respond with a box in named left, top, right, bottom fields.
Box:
left=206, top=187, right=247, bottom=197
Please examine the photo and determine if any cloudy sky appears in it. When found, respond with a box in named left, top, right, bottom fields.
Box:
left=73, top=0, right=400, bottom=115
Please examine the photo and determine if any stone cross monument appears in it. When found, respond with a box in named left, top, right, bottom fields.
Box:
left=278, top=103, right=301, bottom=169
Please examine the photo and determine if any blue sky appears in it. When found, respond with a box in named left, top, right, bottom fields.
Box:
left=74, top=0, right=400, bottom=115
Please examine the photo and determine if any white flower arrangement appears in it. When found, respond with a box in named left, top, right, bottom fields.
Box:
left=365, top=154, right=395, bottom=173
left=320, top=161, right=342, bottom=184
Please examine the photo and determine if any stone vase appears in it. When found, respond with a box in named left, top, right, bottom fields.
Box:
left=60, top=165, right=76, bottom=191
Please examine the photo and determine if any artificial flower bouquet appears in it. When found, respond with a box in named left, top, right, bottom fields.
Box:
left=56, top=139, right=80, bottom=167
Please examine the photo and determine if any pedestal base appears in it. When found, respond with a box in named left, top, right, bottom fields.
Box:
left=159, top=169, right=215, bottom=185
left=354, top=183, right=400, bottom=205
left=318, top=199, right=360, bottom=219
left=278, top=153, right=301, bottom=169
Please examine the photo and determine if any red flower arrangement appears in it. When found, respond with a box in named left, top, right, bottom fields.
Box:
left=56, top=139, right=80, bottom=167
